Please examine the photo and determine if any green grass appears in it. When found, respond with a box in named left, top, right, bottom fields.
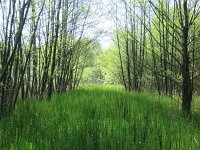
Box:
left=1, top=84, right=200, bottom=149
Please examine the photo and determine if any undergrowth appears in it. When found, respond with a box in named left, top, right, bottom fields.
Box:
left=0, top=84, right=200, bottom=149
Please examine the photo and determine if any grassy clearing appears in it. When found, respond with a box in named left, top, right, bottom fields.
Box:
left=0, top=85, right=200, bottom=149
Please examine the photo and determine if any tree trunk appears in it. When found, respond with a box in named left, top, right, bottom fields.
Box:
left=181, top=27, right=192, bottom=114
left=181, top=0, right=192, bottom=115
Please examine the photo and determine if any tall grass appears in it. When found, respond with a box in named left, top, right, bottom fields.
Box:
left=0, top=85, right=200, bottom=149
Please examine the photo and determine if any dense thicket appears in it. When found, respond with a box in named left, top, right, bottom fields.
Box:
left=0, top=0, right=94, bottom=115
left=115, top=0, right=200, bottom=114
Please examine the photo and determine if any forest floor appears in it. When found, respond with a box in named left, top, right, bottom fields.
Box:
left=1, top=84, right=200, bottom=149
